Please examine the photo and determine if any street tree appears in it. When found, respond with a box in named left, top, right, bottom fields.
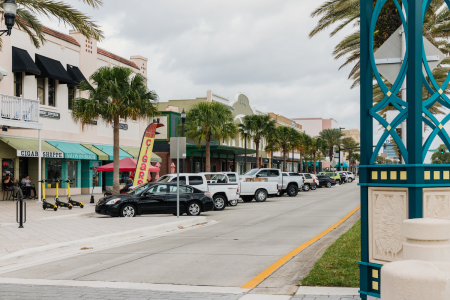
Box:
left=273, top=126, right=295, bottom=171
left=185, top=102, right=237, bottom=172
left=72, top=66, right=158, bottom=194
left=309, top=137, right=328, bottom=174
left=1, top=0, right=104, bottom=50
left=238, top=115, right=276, bottom=168
left=319, top=128, right=343, bottom=164
left=431, top=144, right=450, bottom=164
left=341, top=137, right=360, bottom=173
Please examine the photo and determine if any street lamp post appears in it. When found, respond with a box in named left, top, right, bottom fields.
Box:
left=338, top=127, right=345, bottom=171
left=244, top=128, right=248, bottom=173
left=181, top=109, right=186, bottom=173
left=1, top=0, right=17, bottom=36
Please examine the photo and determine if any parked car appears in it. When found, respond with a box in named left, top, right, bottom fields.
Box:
left=95, top=182, right=214, bottom=217
left=158, top=173, right=239, bottom=210
left=315, top=175, right=336, bottom=188
left=345, top=171, right=356, bottom=182
left=298, top=173, right=318, bottom=191
left=240, top=168, right=304, bottom=197
left=320, top=172, right=342, bottom=185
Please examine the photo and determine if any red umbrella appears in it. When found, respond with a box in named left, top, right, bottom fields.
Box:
left=97, top=157, right=159, bottom=172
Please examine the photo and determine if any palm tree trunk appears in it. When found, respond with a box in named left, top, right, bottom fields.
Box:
left=255, top=140, right=260, bottom=168
left=300, top=152, right=303, bottom=173
left=313, top=153, right=317, bottom=174
left=283, top=148, right=287, bottom=171
left=329, top=147, right=333, bottom=163
left=206, top=138, right=211, bottom=172
left=112, top=116, right=120, bottom=195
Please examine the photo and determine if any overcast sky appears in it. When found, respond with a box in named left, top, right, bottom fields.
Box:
left=41, top=0, right=360, bottom=130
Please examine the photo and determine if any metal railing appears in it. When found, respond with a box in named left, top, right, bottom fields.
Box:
left=0, top=94, right=40, bottom=123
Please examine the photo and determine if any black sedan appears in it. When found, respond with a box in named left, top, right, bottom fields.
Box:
left=95, top=182, right=214, bottom=217
left=315, top=175, right=336, bottom=188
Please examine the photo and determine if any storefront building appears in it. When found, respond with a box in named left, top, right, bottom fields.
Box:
left=0, top=24, right=159, bottom=196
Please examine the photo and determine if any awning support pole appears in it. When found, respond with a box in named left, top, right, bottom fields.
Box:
left=38, top=129, right=42, bottom=203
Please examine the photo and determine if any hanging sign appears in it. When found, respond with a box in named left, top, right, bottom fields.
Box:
left=133, top=122, right=165, bottom=186
left=17, top=150, right=64, bottom=158
left=40, top=110, right=60, bottom=119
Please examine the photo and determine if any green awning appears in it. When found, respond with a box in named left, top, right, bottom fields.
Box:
left=47, top=141, right=97, bottom=160
left=93, top=145, right=131, bottom=160
left=120, top=146, right=162, bottom=162
left=82, top=144, right=109, bottom=161
left=186, top=144, right=257, bottom=158
left=0, top=137, right=61, bottom=153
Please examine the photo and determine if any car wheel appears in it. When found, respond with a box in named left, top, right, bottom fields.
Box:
left=349, top=178, right=353, bottom=183
left=327, top=182, right=332, bottom=188
left=187, top=202, right=201, bottom=216
left=303, top=184, right=310, bottom=192
left=337, top=180, right=341, bottom=185
left=213, top=195, right=226, bottom=211
left=242, top=196, right=253, bottom=202
left=229, top=199, right=238, bottom=206
left=311, top=184, right=317, bottom=190
left=255, top=189, right=268, bottom=202
left=120, top=204, right=136, bottom=217
left=287, top=184, right=298, bottom=197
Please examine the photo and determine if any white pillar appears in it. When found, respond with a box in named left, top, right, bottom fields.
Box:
left=38, top=129, right=42, bottom=203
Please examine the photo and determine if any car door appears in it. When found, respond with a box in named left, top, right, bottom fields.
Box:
left=139, top=184, right=168, bottom=214
left=166, top=185, right=193, bottom=213
left=256, top=169, right=269, bottom=181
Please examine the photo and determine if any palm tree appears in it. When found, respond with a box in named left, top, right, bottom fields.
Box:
left=72, top=66, right=158, bottom=194
left=238, top=115, right=276, bottom=168
left=319, top=129, right=343, bottom=164
left=351, top=153, right=360, bottom=174
left=1, top=0, right=104, bottom=50
left=273, top=126, right=295, bottom=171
left=294, top=133, right=311, bottom=173
left=185, top=102, right=237, bottom=172
left=309, top=137, right=328, bottom=174
left=341, top=137, right=360, bottom=173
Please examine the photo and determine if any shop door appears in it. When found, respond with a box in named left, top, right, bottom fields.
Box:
left=19, top=157, right=29, bottom=182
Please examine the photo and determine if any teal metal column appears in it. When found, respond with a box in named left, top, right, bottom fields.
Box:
left=407, top=0, right=423, bottom=219
left=359, top=1, right=373, bottom=299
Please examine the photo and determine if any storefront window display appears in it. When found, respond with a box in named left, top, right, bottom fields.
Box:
left=2, top=159, right=15, bottom=180
left=47, top=160, right=62, bottom=188
left=92, top=162, right=100, bottom=187
left=67, top=161, right=77, bottom=186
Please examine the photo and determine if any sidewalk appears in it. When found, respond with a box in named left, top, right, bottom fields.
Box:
left=0, top=194, right=210, bottom=270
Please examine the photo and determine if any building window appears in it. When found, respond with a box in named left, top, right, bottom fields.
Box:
left=48, top=79, right=56, bottom=107
left=47, top=160, right=62, bottom=188
left=2, top=158, right=15, bottom=179
left=14, top=73, right=22, bottom=97
left=68, top=86, right=75, bottom=110
left=67, top=161, right=77, bottom=186
left=37, top=78, right=45, bottom=105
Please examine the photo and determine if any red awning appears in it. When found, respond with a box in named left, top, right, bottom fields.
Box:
left=97, top=157, right=160, bottom=172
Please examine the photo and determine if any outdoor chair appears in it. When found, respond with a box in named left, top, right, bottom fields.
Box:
left=2, top=187, right=13, bottom=201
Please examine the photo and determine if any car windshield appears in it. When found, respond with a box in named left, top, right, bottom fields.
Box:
left=244, top=169, right=260, bottom=176
left=127, top=183, right=151, bottom=195
left=157, top=175, right=172, bottom=182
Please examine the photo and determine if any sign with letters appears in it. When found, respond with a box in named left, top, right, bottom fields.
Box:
left=40, top=110, right=60, bottom=119
left=65, top=153, right=96, bottom=160
left=17, top=150, right=64, bottom=158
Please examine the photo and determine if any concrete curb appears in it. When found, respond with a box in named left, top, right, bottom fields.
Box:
left=0, top=216, right=209, bottom=273
left=295, top=286, right=360, bottom=296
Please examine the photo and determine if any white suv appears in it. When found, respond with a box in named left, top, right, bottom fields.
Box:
left=345, top=172, right=356, bottom=182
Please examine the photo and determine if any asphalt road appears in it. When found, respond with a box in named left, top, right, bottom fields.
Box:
left=0, top=181, right=360, bottom=290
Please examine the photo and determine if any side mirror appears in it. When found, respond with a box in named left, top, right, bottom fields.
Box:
left=256, top=174, right=261, bottom=178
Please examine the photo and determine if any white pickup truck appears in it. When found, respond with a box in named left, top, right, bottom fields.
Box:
left=239, top=168, right=305, bottom=197
left=157, top=173, right=239, bottom=211
left=220, top=172, right=278, bottom=203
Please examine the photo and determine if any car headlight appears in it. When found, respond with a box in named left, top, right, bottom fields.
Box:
left=106, top=198, right=121, bottom=205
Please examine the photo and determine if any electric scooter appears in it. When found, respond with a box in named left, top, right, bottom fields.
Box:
left=40, top=180, right=57, bottom=211
left=55, top=180, right=72, bottom=210
left=65, top=180, right=83, bottom=208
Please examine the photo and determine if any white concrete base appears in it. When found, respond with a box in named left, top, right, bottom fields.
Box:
left=295, top=286, right=360, bottom=296
left=0, top=278, right=248, bottom=294
left=381, top=260, right=450, bottom=300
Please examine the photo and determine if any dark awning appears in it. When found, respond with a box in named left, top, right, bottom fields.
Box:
left=67, top=65, right=87, bottom=87
left=12, top=47, right=41, bottom=76
left=35, top=54, right=74, bottom=85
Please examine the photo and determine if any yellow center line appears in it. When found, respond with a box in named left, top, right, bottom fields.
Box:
left=240, top=205, right=361, bottom=289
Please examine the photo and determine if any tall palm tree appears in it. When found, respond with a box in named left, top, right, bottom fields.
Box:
left=297, top=133, right=312, bottom=173
left=341, top=137, right=360, bottom=173
left=185, top=102, right=237, bottom=172
left=289, top=130, right=303, bottom=172
left=273, top=126, right=295, bottom=171
left=1, top=0, right=104, bottom=50
left=72, top=66, right=158, bottom=194
left=309, top=137, right=328, bottom=174
left=238, top=115, right=276, bottom=168
left=319, top=128, right=344, bottom=164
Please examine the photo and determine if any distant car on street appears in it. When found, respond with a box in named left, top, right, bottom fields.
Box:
left=297, top=173, right=318, bottom=191
left=315, top=175, right=336, bottom=188
left=320, top=172, right=342, bottom=185
left=95, top=182, right=214, bottom=217
left=338, top=171, right=349, bottom=183
left=345, top=171, right=356, bottom=182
